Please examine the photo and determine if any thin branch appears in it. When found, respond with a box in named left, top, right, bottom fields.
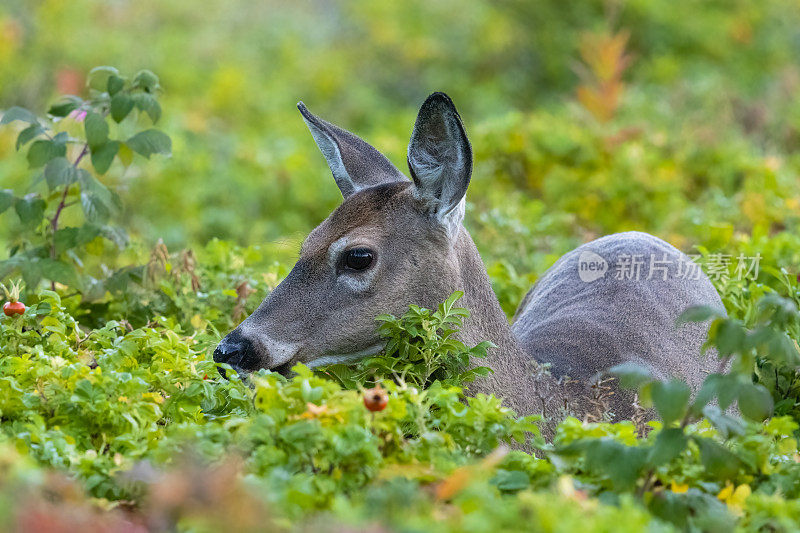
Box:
left=716, top=354, right=732, bottom=375
left=73, top=143, right=89, bottom=168
left=49, top=143, right=89, bottom=289
left=50, top=186, right=70, bottom=257
left=636, top=468, right=656, bottom=499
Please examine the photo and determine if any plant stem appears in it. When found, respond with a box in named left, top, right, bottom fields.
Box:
left=50, top=186, right=71, bottom=256
left=716, top=354, right=731, bottom=375
left=49, top=143, right=89, bottom=289
left=73, top=142, right=89, bottom=168
left=636, top=468, right=655, bottom=499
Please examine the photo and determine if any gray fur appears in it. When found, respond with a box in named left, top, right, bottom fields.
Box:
left=297, top=102, right=407, bottom=198
left=216, top=93, right=726, bottom=437
left=407, top=92, right=472, bottom=233
left=511, top=231, right=724, bottom=420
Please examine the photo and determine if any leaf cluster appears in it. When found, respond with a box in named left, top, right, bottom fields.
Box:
left=321, top=291, right=493, bottom=390
left=0, top=67, right=171, bottom=292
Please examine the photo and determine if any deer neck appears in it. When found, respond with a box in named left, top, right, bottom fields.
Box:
left=452, top=229, right=575, bottom=432
left=453, top=230, right=528, bottom=364
left=452, top=231, right=534, bottom=386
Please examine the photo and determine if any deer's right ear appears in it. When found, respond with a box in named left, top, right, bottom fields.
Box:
left=297, top=102, right=406, bottom=199
left=407, top=92, right=472, bottom=236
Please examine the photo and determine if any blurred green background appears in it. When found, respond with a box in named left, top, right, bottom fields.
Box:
left=1, top=0, right=799, bottom=308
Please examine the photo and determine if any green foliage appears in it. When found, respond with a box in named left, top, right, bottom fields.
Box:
left=0, top=290, right=251, bottom=500
left=1, top=1, right=800, bottom=530
left=0, top=67, right=171, bottom=292
left=321, top=291, right=493, bottom=389
left=3, top=278, right=800, bottom=529
left=0, top=287, right=544, bottom=523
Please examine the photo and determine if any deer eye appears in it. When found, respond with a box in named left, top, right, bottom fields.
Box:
left=343, top=248, right=374, bottom=271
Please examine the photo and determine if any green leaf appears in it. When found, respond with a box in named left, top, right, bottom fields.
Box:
left=107, top=74, right=125, bottom=96
left=44, top=157, right=79, bottom=190
left=100, top=225, right=129, bottom=248
left=701, top=405, right=745, bottom=438
left=16, top=124, right=46, bottom=150
left=440, top=290, right=465, bottom=316
left=88, top=66, right=120, bottom=92
left=81, top=192, right=111, bottom=223
left=133, top=69, right=159, bottom=92
left=737, top=383, right=774, bottom=422
left=691, top=373, right=740, bottom=415
left=14, top=195, right=46, bottom=227
left=39, top=258, right=79, bottom=286
left=583, top=438, right=649, bottom=490
left=132, top=93, right=162, bottom=123
left=78, top=171, right=114, bottom=222
left=91, top=140, right=120, bottom=174
left=694, top=437, right=741, bottom=479
left=15, top=259, right=43, bottom=290
left=48, top=96, right=83, bottom=117
left=459, top=366, right=491, bottom=382
left=84, top=111, right=109, bottom=150
left=126, top=129, right=172, bottom=158
left=646, top=491, right=691, bottom=530
left=117, top=143, right=134, bottom=166
left=0, top=189, right=14, bottom=214
left=103, top=265, right=145, bottom=294
left=31, top=301, right=52, bottom=316
left=54, top=225, right=102, bottom=255
left=648, top=427, right=688, bottom=466
left=79, top=170, right=113, bottom=202
left=714, top=319, right=747, bottom=356
left=110, top=93, right=135, bottom=123
left=27, top=139, right=66, bottom=168
left=677, top=305, right=725, bottom=325
left=762, top=332, right=800, bottom=365
left=610, top=362, right=655, bottom=390
left=0, top=106, right=38, bottom=125
left=491, top=470, right=529, bottom=491
left=651, top=379, right=691, bottom=425
left=52, top=131, right=69, bottom=147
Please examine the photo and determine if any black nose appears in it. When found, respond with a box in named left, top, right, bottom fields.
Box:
left=213, top=330, right=257, bottom=376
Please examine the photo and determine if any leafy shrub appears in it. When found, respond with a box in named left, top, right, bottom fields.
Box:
left=0, top=284, right=542, bottom=520
left=0, top=67, right=171, bottom=293
left=4, top=273, right=800, bottom=530
left=1, top=4, right=800, bottom=526
left=320, top=291, right=493, bottom=389
left=0, top=289, right=252, bottom=500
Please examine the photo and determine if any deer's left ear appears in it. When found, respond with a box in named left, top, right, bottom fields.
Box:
left=298, top=102, right=406, bottom=199
left=407, top=92, right=472, bottom=236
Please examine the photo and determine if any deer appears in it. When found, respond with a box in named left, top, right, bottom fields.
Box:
left=214, top=92, right=725, bottom=434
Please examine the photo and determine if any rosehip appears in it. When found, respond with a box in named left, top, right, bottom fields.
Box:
left=3, top=301, right=24, bottom=316
left=363, top=386, right=389, bottom=412
left=1, top=280, right=25, bottom=317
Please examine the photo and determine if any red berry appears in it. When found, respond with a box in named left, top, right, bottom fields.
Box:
left=3, top=301, right=25, bottom=317
left=363, top=386, right=389, bottom=412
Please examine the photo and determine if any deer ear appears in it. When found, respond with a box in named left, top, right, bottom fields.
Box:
left=407, top=92, right=472, bottom=235
left=297, top=102, right=406, bottom=199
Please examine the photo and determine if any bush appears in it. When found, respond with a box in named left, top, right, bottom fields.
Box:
left=1, top=3, right=800, bottom=525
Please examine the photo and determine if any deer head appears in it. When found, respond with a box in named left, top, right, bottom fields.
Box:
left=213, top=93, right=482, bottom=376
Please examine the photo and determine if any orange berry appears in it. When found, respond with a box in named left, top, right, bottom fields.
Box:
left=363, top=386, right=389, bottom=412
